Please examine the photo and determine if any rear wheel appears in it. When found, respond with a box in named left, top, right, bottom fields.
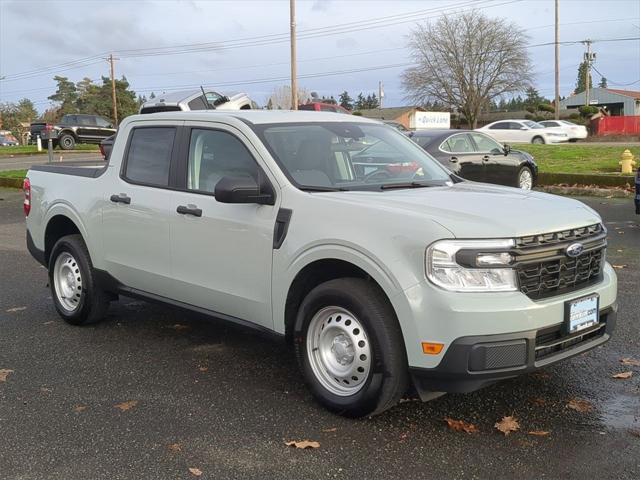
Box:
left=294, top=278, right=408, bottom=417
left=531, top=136, right=545, bottom=145
left=49, top=234, right=110, bottom=325
left=517, top=166, right=534, bottom=190
left=58, top=133, right=76, bottom=150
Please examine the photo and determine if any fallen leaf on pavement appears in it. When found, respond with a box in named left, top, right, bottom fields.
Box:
left=617, top=231, right=624, bottom=234
left=612, top=264, right=628, bottom=270
left=620, top=357, right=640, bottom=367
left=495, top=416, right=520, bottom=436
left=528, top=430, right=551, bottom=436
left=616, top=249, right=624, bottom=253
left=285, top=440, right=320, bottom=449
left=40, top=387, right=52, bottom=393
left=114, top=400, right=138, bottom=411
left=444, top=417, right=479, bottom=434
left=322, top=427, right=337, bottom=432
left=171, top=324, right=190, bottom=331
left=530, top=397, right=546, bottom=406
left=73, top=405, right=87, bottom=413
left=612, top=371, right=633, bottom=379
left=188, top=467, right=202, bottom=476
left=0, top=369, right=14, bottom=382
left=6, top=307, right=26, bottom=313
left=167, top=443, right=182, bottom=453
left=567, top=398, right=593, bottom=413
left=198, top=366, right=208, bottom=372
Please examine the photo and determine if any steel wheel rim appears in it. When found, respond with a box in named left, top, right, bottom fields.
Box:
left=306, top=306, right=372, bottom=397
left=532, top=137, right=544, bottom=144
left=519, top=169, right=533, bottom=190
left=53, top=252, right=83, bottom=312
left=62, top=137, right=72, bottom=147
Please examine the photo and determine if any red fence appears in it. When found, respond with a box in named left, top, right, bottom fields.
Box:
left=593, top=116, right=640, bottom=135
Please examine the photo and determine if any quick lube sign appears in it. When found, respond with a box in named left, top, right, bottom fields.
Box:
left=414, top=112, right=450, bottom=130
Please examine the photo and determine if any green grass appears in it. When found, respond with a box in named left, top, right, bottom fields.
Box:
left=0, top=169, right=28, bottom=179
left=514, top=144, right=640, bottom=174
left=0, top=144, right=99, bottom=155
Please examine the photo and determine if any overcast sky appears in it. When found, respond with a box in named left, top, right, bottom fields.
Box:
left=1, top=0, right=639, bottom=113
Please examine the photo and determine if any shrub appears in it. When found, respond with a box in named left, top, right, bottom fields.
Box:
left=352, top=111, right=363, bottom=116
left=579, top=105, right=599, bottom=117
left=538, top=103, right=555, bottom=113
left=524, top=113, right=534, bottom=120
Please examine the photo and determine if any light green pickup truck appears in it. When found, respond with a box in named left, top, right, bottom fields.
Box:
left=24, top=111, right=617, bottom=416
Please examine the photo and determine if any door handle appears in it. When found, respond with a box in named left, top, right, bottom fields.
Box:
left=450, top=156, right=458, bottom=163
left=482, top=155, right=491, bottom=161
left=176, top=205, right=202, bottom=217
left=110, top=193, right=131, bottom=204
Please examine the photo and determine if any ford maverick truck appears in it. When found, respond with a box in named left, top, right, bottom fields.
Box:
left=24, top=111, right=618, bottom=417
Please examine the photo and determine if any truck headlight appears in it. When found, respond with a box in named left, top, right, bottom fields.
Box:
left=426, top=240, right=518, bottom=292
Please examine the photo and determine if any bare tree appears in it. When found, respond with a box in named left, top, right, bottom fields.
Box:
left=402, top=11, right=532, bottom=128
left=267, top=85, right=312, bottom=109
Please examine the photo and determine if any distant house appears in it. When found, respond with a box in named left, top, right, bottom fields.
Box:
left=559, top=88, right=640, bottom=116
left=357, top=106, right=426, bottom=129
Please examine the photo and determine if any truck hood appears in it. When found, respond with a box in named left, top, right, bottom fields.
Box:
left=320, top=183, right=600, bottom=238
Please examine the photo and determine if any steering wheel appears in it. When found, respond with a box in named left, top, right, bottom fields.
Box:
left=363, top=169, right=392, bottom=183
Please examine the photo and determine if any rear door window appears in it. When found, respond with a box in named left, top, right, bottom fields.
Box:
left=123, top=127, right=176, bottom=187
left=489, top=122, right=510, bottom=130
left=444, top=134, right=474, bottom=153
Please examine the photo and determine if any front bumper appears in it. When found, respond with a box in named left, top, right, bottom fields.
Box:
left=410, top=304, right=616, bottom=397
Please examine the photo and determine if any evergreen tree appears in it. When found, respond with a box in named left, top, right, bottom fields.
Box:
left=48, top=76, right=78, bottom=116
left=338, top=91, right=354, bottom=110
left=354, top=93, right=366, bottom=110
left=598, top=77, right=608, bottom=88
left=575, top=61, right=592, bottom=94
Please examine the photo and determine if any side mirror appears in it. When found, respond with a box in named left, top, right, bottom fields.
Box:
left=503, top=144, right=511, bottom=156
left=214, top=176, right=275, bottom=205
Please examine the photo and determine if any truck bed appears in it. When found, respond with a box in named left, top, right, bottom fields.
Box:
left=30, top=161, right=107, bottom=178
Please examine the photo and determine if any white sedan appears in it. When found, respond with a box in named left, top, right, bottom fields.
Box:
left=539, top=120, right=588, bottom=142
left=476, top=120, right=569, bottom=144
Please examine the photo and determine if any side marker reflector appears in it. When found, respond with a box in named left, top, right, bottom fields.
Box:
left=422, top=342, right=444, bottom=355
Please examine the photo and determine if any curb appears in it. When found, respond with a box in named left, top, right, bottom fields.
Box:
left=538, top=172, right=635, bottom=188
left=0, top=177, right=24, bottom=189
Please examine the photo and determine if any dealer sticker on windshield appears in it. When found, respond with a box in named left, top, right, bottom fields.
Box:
left=566, top=293, right=599, bottom=334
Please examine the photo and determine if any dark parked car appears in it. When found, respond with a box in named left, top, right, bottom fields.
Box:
left=409, top=129, right=538, bottom=189
left=0, top=134, right=19, bottom=146
left=30, top=114, right=116, bottom=150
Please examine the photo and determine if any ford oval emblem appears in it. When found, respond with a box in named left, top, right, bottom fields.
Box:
left=566, top=242, right=584, bottom=258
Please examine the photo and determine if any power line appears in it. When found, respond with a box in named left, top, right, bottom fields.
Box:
left=0, top=0, right=508, bottom=80
left=591, top=65, right=640, bottom=86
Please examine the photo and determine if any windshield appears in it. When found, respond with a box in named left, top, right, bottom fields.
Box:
left=252, top=122, right=452, bottom=191
left=523, top=120, right=544, bottom=129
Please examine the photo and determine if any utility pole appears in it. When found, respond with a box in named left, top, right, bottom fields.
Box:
left=108, top=54, right=118, bottom=125
left=378, top=81, right=384, bottom=109
left=554, top=0, right=560, bottom=119
left=582, top=40, right=595, bottom=107
left=290, top=0, right=298, bottom=110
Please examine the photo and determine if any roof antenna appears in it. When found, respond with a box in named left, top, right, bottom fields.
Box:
left=200, top=86, right=212, bottom=109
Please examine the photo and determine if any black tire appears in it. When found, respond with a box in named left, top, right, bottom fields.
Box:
left=294, top=278, right=409, bottom=417
left=48, top=234, right=110, bottom=325
left=58, top=133, right=76, bottom=150
left=531, top=136, right=545, bottom=145
left=516, top=166, right=534, bottom=190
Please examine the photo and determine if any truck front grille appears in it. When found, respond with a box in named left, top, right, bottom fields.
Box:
left=514, top=224, right=606, bottom=300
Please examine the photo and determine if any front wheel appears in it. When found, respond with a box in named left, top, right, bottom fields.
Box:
left=49, top=234, right=110, bottom=325
left=517, top=166, right=534, bottom=190
left=58, top=133, right=76, bottom=150
left=531, top=136, right=545, bottom=145
left=294, top=278, right=409, bottom=417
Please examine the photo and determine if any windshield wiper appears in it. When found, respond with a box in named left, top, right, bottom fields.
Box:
left=379, top=181, right=443, bottom=190
left=299, top=185, right=349, bottom=192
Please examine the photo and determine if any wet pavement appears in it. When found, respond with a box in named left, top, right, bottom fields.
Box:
left=0, top=188, right=638, bottom=479
left=0, top=152, right=102, bottom=172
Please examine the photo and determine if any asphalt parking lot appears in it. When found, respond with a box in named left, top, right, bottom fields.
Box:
left=0, top=187, right=638, bottom=480
left=0, top=152, right=103, bottom=172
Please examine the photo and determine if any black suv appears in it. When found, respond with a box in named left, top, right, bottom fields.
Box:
left=30, top=114, right=116, bottom=150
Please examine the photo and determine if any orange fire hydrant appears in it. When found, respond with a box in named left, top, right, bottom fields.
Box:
left=620, top=149, right=636, bottom=174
